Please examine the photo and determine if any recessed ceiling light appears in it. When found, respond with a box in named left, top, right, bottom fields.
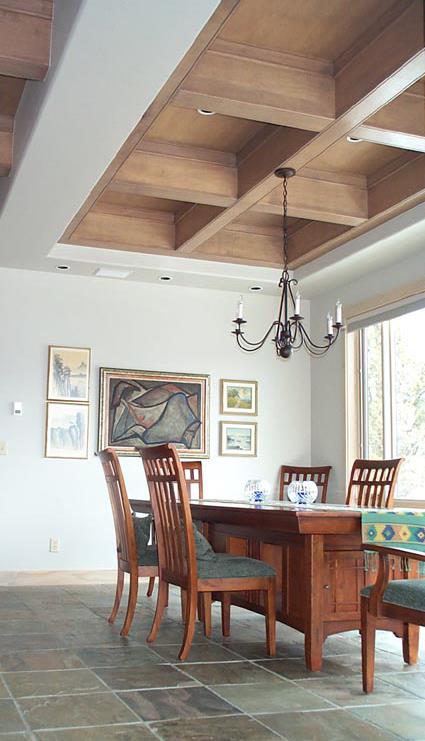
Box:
left=249, top=285, right=263, bottom=292
left=159, top=275, right=172, bottom=282
left=56, top=264, right=70, bottom=271
left=346, top=136, right=363, bottom=143
left=197, top=108, right=215, bottom=116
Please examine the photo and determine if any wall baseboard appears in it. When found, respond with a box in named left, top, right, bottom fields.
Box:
left=0, top=570, right=150, bottom=587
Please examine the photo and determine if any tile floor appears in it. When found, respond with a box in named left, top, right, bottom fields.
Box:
left=0, top=584, right=424, bottom=740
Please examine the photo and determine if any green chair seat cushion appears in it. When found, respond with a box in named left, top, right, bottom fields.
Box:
left=361, top=579, right=425, bottom=612
left=138, top=544, right=158, bottom=567
left=197, top=553, right=276, bottom=579
left=133, top=514, right=152, bottom=557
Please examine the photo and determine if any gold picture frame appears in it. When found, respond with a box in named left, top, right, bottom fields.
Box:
left=219, top=420, right=257, bottom=457
left=47, top=346, right=91, bottom=402
left=220, top=379, right=258, bottom=415
left=45, top=401, right=89, bottom=459
left=98, top=367, right=210, bottom=457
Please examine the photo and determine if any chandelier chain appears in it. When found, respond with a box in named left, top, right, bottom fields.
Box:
left=282, top=175, right=288, bottom=271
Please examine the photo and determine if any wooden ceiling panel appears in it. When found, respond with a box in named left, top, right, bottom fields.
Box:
left=218, top=0, right=396, bottom=61
left=310, top=140, right=412, bottom=178
left=61, top=0, right=425, bottom=270
left=146, top=104, right=266, bottom=153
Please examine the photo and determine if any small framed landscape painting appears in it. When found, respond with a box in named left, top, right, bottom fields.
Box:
left=47, top=346, right=91, bottom=402
left=45, top=402, right=89, bottom=459
left=98, top=367, right=210, bottom=457
left=221, top=379, right=257, bottom=415
left=219, top=421, right=257, bottom=457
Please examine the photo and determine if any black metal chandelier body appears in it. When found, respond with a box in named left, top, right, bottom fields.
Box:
left=232, top=168, right=343, bottom=359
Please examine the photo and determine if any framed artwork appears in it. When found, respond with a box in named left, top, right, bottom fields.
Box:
left=47, top=346, right=91, bottom=402
left=45, top=402, right=89, bottom=459
left=98, top=368, right=210, bottom=457
left=221, top=379, right=258, bottom=415
left=219, top=421, right=257, bottom=457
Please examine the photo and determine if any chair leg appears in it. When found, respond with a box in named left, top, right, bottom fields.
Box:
left=108, top=567, right=124, bottom=624
left=202, top=593, right=212, bottom=638
left=402, top=623, right=419, bottom=665
left=221, top=593, right=231, bottom=637
left=180, top=589, right=187, bottom=621
left=146, top=577, right=155, bottom=598
left=265, top=580, right=276, bottom=657
left=120, top=570, right=138, bottom=637
left=147, top=579, right=168, bottom=643
left=197, top=594, right=204, bottom=622
left=361, top=595, right=376, bottom=693
left=179, top=590, right=197, bottom=661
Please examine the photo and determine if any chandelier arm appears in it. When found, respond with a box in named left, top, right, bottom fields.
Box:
left=298, top=323, right=333, bottom=354
left=235, top=321, right=280, bottom=350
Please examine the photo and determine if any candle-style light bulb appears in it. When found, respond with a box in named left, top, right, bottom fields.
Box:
left=327, top=313, right=334, bottom=337
left=335, top=300, right=343, bottom=325
left=237, top=295, right=244, bottom=319
left=295, top=290, right=301, bottom=316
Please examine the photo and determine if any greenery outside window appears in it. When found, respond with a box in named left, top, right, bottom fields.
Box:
left=355, top=307, right=425, bottom=504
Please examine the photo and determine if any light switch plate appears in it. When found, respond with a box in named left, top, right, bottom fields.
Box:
left=0, top=440, right=8, bottom=455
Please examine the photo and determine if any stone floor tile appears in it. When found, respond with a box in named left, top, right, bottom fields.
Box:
left=76, top=645, right=162, bottom=668
left=152, top=643, right=241, bottom=663
left=0, top=650, right=85, bottom=672
left=94, top=664, right=196, bottom=691
left=0, top=635, right=65, bottom=652
left=18, top=692, right=138, bottom=730
left=35, top=725, right=156, bottom=740
left=0, top=676, right=8, bottom=698
left=379, top=670, right=425, bottom=699
left=350, top=699, right=425, bottom=740
left=212, top=681, right=333, bottom=714
left=256, top=650, right=421, bottom=680
left=296, top=675, right=417, bottom=706
left=120, top=685, right=241, bottom=721
left=179, top=660, right=285, bottom=685
left=259, top=708, right=400, bottom=741
left=6, top=668, right=105, bottom=698
left=149, top=714, right=278, bottom=740
left=0, top=699, right=26, bottom=733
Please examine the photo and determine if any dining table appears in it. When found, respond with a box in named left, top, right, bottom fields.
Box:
left=129, top=497, right=417, bottom=671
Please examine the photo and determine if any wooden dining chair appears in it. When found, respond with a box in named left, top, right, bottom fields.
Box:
left=99, top=448, right=158, bottom=636
left=345, top=458, right=404, bottom=508
left=361, top=543, right=424, bottom=692
left=139, top=443, right=276, bottom=660
left=182, top=461, right=204, bottom=499
left=279, top=465, right=332, bottom=503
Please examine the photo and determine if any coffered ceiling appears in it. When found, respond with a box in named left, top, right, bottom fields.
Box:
left=0, top=1, right=53, bottom=177
left=60, top=0, right=425, bottom=270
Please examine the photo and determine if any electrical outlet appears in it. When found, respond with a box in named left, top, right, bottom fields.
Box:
left=49, top=537, right=60, bottom=553
left=0, top=440, right=8, bottom=456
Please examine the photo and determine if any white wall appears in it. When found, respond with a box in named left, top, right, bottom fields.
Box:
left=0, top=267, right=311, bottom=571
left=309, top=249, right=425, bottom=502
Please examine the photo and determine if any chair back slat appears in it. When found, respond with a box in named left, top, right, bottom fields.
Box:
left=98, top=448, right=137, bottom=566
left=346, top=458, right=404, bottom=508
left=140, top=444, right=196, bottom=586
left=182, top=461, right=204, bottom=499
left=279, top=465, right=332, bottom=503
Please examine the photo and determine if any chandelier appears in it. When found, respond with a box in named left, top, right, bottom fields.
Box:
left=232, top=168, right=343, bottom=358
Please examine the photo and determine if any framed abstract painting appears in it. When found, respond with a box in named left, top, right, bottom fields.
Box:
left=47, top=346, right=91, bottom=402
left=219, top=421, right=257, bottom=457
left=98, top=368, right=210, bottom=457
left=45, top=402, right=89, bottom=459
left=220, top=379, right=258, bottom=415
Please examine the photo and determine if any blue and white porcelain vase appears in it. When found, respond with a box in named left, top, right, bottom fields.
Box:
left=244, top=479, right=271, bottom=504
left=287, top=480, right=318, bottom=505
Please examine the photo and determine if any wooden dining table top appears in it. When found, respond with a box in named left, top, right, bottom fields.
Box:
left=129, top=498, right=368, bottom=535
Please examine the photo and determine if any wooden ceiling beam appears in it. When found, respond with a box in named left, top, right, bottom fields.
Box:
left=0, top=1, right=53, bottom=80
left=0, top=74, right=26, bottom=175
left=195, top=225, right=282, bottom=267
left=287, top=221, right=352, bottom=266
left=114, top=141, right=237, bottom=207
left=368, top=153, right=425, bottom=218
left=69, top=210, right=175, bottom=253
left=253, top=168, right=368, bottom=226
left=176, top=8, right=425, bottom=255
left=173, top=39, right=335, bottom=131
left=352, top=85, right=425, bottom=152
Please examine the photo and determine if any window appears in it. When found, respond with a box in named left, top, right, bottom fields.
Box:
left=357, top=306, right=425, bottom=502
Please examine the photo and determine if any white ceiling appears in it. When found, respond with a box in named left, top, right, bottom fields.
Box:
left=0, top=0, right=424, bottom=301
